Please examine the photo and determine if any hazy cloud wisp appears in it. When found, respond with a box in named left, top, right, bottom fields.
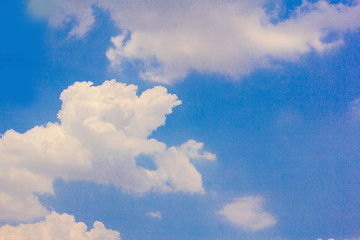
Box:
left=146, top=211, right=162, bottom=219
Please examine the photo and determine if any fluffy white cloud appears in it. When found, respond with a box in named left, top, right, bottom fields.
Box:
left=0, top=80, right=215, bottom=221
left=0, top=211, right=120, bottom=240
left=146, top=211, right=162, bottom=219
left=29, top=0, right=360, bottom=83
left=218, top=196, right=276, bottom=231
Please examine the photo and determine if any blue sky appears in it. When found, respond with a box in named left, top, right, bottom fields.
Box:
left=1, top=1, right=360, bottom=240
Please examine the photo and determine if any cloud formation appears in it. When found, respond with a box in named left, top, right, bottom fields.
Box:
left=350, top=97, right=360, bottom=121
left=29, top=0, right=360, bottom=83
left=0, top=80, right=215, bottom=221
left=146, top=211, right=162, bottom=219
left=0, top=211, right=120, bottom=240
left=218, top=196, right=276, bottom=231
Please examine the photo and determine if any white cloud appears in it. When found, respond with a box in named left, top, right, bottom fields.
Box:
left=0, top=80, right=215, bottom=221
left=146, top=211, right=162, bottom=219
left=350, top=98, right=360, bottom=121
left=218, top=196, right=276, bottom=231
left=0, top=211, right=121, bottom=240
left=28, top=0, right=96, bottom=37
left=29, top=0, right=360, bottom=83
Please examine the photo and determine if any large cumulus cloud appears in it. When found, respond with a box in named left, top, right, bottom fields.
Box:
left=0, top=80, right=215, bottom=221
left=28, top=0, right=360, bottom=83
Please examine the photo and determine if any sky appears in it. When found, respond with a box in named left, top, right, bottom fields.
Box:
left=0, top=0, right=360, bottom=239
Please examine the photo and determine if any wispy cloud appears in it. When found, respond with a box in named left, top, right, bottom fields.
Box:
left=350, top=97, right=360, bottom=121
left=146, top=211, right=162, bottom=219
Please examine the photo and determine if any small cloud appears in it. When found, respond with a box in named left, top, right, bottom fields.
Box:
left=146, top=211, right=162, bottom=219
left=219, top=196, right=276, bottom=231
left=350, top=98, right=360, bottom=121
